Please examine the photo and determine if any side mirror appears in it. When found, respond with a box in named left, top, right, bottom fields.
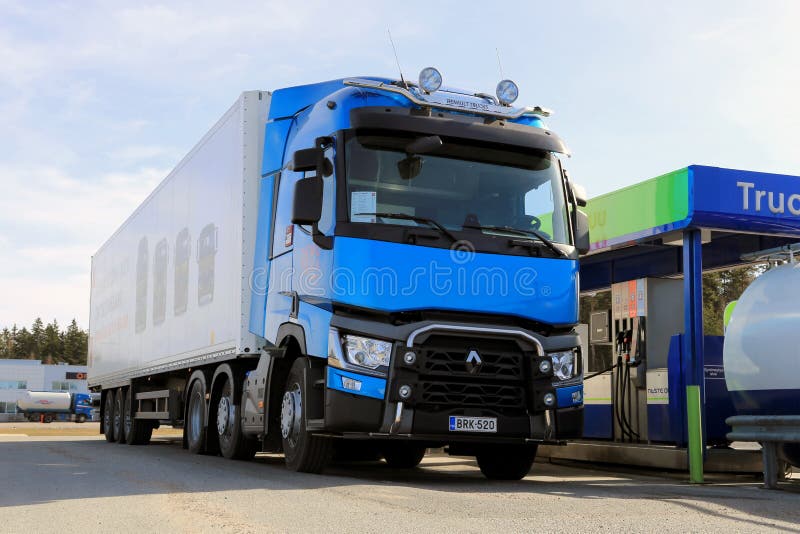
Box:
left=574, top=209, right=590, bottom=255
left=571, top=183, right=588, bottom=207
left=291, top=148, right=324, bottom=173
left=292, top=177, right=323, bottom=225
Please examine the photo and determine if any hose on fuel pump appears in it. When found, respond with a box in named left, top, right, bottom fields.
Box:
left=615, top=329, right=640, bottom=441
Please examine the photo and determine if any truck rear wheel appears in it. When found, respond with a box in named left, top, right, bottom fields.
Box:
left=281, top=359, right=331, bottom=473
left=382, top=442, right=427, bottom=468
left=186, top=379, right=207, bottom=454
left=476, top=445, right=537, bottom=480
left=103, top=390, right=116, bottom=442
left=123, top=387, right=153, bottom=445
left=216, top=375, right=258, bottom=460
left=113, top=388, right=125, bottom=443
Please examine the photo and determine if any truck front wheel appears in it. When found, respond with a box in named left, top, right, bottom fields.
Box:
left=280, top=359, right=331, bottom=473
left=476, top=445, right=538, bottom=480
left=76, top=414, right=87, bottom=423
left=103, top=390, right=116, bottom=442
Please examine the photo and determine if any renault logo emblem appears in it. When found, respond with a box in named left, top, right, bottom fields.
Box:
left=465, top=350, right=483, bottom=374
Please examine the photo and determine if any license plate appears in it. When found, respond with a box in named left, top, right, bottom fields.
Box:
left=448, top=416, right=497, bottom=433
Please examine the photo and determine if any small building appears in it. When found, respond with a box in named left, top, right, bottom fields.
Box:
left=0, top=359, right=88, bottom=421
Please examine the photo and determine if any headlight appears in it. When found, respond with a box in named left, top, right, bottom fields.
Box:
left=344, top=335, right=392, bottom=370
left=549, top=350, right=576, bottom=381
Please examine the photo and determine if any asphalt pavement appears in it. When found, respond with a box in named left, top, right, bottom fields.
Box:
left=0, top=425, right=798, bottom=533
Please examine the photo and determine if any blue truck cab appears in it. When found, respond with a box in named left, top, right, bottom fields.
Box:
left=244, top=72, right=590, bottom=479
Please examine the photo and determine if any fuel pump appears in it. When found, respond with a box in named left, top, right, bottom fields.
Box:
left=580, top=278, right=683, bottom=442
left=611, top=280, right=648, bottom=442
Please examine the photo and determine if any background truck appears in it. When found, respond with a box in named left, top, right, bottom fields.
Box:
left=89, top=70, right=590, bottom=479
left=17, top=391, right=93, bottom=423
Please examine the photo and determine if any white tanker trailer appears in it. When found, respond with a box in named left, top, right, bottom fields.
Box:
left=16, top=391, right=93, bottom=423
left=723, top=261, right=800, bottom=466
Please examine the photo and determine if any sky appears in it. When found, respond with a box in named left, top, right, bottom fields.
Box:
left=0, top=0, right=798, bottom=330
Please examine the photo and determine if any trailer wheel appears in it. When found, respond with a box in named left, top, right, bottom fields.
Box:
left=281, top=358, right=332, bottom=473
left=382, top=442, right=427, bottom=468
left=43, top=414, right=53, bottom=424
left=113, top=388, right=125, bottom=443
left=215, top=375, right=258, bottom=460
left=124, top=387, right=153, bottom=445
left=476, top=445, right=537, bottom=480
left=186, top=379, right=207, bottom=454
left=103, top=390, right=116, bottom=442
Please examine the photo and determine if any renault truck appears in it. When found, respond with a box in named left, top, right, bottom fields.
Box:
left=89, top=70, right=589, bottom=480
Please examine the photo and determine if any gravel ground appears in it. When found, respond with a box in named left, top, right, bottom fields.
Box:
left=0, top=428, right=798, bottom=533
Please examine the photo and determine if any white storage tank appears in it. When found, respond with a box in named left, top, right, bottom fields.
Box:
left=723, top=263, right=800, bottom=414
left=16, top=391, right=73, bottom=413
left=723, top=262, right=800, bottom=466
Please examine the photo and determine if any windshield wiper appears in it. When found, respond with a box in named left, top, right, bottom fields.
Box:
left=463, top=224, right=567, bottom=258
left=355, top=212, right=458, bottom=244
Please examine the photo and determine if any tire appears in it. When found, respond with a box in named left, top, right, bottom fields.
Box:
left=383, top=442, right=427, bottom=468
left=43, top=414, right=53, bottom=424
left=476, top=446, right=538, bottom=480
left=113, top=388, right=125, bottom=443
left=186, top=379, right=207, bottom=454
left=215, top=375, right=258, bottom=460
left=103, top=390, right=115, bottom=442
left=76, top=414, right=87, bottom=424
left=281, top=358, right=332, bottom=473
left=124, top=387, right=153, bottom=445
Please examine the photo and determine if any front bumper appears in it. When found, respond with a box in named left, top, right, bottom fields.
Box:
left=325, top=318, right=584, bottom=444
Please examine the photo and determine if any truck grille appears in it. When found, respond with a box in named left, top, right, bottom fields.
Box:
left=420, top=381, right=525, bottom=413
left=411, top=334, right=531, bottom=416
left=418, top=335, right=524, bottom=381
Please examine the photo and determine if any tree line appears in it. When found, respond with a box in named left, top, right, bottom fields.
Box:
left=0, top=318, right=88, bottom=365
left=702, top=265, right=766, bottom=336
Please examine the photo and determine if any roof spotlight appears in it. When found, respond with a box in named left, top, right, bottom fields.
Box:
left=496, top=79, right=519, bottom=106
left=418, top=67, right=442, bottom=94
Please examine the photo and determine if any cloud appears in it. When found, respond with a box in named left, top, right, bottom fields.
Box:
left=0, top=272, right=89, bottom=329
left=0, top=164, right=164, bottom=327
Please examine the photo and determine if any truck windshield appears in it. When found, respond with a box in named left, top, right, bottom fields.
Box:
left=344, top=133, right=571, bottom=245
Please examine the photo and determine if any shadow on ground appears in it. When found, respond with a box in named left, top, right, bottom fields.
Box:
left=1, top=436, right=798, bottom=532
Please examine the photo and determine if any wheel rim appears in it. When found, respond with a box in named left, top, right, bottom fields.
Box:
left=216, top=394, right=232, bottom=437
left=280, top=383, right=302, bottom=448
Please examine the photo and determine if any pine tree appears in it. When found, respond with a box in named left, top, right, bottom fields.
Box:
left=42, top=320, right=63, bottom=363
left=63, top=319, right=88, bottom=365
left=30, top=317, right=45, bottom=359
left=13, top=327, right=34, bottom=359
left=0, top=328, right=10, bottom=358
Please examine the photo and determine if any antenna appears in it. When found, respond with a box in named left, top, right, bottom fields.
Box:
left=387, top=28, right=408, bottom=89
left=496, top=48, right=505, bottom=80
